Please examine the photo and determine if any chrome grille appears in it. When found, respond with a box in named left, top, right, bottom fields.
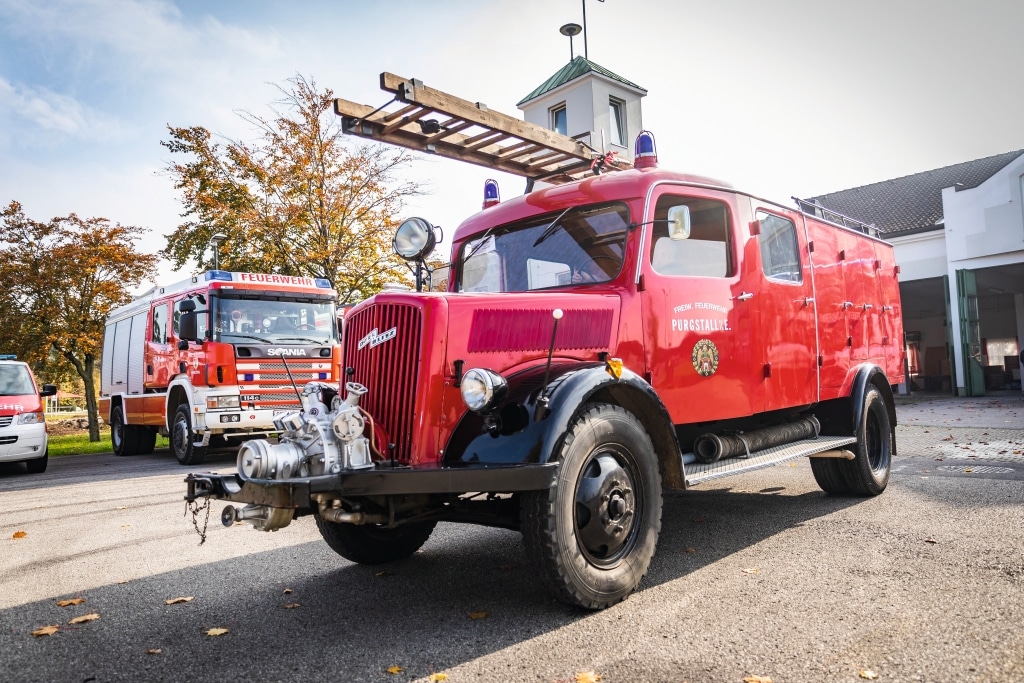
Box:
left=344, top=303, right=422, bottom=461
left=234, top=359, right=331, bottom=410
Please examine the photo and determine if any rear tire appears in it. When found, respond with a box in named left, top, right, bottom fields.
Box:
left=521, top=403, right=662, bottom=609
left=171, top=404, right=206, bottom=465
left=25, top=449, right=48, bottom=474
left=842, top=385, right=892, bottom=495
left=315, top=515, right=436, bottom=564
left=810, top=457, right=851, bottom=494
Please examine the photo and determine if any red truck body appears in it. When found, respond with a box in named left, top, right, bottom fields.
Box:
left=187, top=127, right=903, bottom=610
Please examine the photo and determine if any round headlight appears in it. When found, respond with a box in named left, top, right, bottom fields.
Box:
left=393, top=217, right=437, bottom=261
left=460, top=368, right=509, bottom=413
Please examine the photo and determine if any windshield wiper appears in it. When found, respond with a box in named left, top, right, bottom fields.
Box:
left=531, top=206, right=575, bottom=247
left=274, top=336, right=326, bottom=344
left=219, top=333, right=273, bottom=344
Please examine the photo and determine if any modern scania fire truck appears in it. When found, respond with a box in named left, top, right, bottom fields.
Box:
left=185, top=74, right=904, bottom=609
left=100, top=271, right=341, bottom=464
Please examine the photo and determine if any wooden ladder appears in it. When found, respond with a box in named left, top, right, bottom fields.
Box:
left=333, top=72, right=632, bottom=185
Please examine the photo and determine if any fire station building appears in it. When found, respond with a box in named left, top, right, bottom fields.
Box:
left=809, top=150, right=1024, bottom=397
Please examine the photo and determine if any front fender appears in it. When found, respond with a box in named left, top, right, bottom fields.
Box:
left=444, top=362, right=683, bottom=486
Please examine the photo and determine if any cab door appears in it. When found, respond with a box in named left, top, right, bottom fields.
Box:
left=639, top=186, right=761, bottom=424
left=750, top=204, right=818, bottom=411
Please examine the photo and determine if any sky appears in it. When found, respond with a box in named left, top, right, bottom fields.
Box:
left=2, top=0, right=1022, bottom=289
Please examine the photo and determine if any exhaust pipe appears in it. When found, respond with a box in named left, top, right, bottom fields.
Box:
left=693, top=416, right=821, bottom=464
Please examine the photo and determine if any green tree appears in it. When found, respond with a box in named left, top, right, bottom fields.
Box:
left=0, top=202, right=158, bottom=441
left=161, top=74, right=423, bottom=305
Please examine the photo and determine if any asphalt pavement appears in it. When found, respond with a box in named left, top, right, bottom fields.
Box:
left=1, top=393, right=1022, bottom=683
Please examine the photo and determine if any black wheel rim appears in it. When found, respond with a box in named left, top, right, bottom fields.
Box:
left=573, top=446, right=642, bottom=568
left=112, top=411, right=122, bottom=449
left=171, top=413, right=189, bottom=456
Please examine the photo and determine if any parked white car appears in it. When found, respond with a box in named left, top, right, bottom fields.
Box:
left=0, top=355, right=57, bottom=473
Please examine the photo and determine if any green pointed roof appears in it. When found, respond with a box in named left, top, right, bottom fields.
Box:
left=517, top=56, right=647, bottom=106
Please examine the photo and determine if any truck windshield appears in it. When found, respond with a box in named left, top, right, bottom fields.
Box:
left=210, top=296, right=338, bottom=345
left=0, top=364, right=35, bottom=396
left=458, top=201, right=630, bottom=293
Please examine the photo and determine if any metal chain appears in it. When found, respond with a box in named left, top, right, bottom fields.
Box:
left=185, top=496, right=211, bottom=546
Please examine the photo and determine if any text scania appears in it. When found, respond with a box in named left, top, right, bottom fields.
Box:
left=266, top=348, right=308, bottom=357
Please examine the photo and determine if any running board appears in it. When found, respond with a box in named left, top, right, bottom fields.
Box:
left=684, top=436, right=858, bottom=487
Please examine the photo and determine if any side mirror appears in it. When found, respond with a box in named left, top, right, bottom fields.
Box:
left=668, top=205, right=691, bottom=240
left=40, top=384, right=58, bottom=398
left=179, top=311, right=199, bottom=342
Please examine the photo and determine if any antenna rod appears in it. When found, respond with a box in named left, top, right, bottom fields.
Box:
left=582, top=0, right=588, bottom=59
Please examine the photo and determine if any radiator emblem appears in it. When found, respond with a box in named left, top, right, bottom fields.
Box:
left=691, top=338, right=719, bottom=377
left=357, top=326, right=398, bottom=350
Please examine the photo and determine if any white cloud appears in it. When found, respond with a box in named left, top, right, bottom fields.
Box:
left=0, top=77, right=128, bottom=143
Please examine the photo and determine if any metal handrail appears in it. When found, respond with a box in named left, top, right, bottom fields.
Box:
left=793, top=197, right=879, bottom=237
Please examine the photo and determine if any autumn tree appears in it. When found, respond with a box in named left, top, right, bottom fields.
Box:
left=161, top=75, right=423, bottom=305
left=0, top=202, right=157, bottom=441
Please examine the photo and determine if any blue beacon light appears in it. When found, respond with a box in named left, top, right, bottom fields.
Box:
left=482, top=179, right=500, bottom=209
left=633, top=130, right=658, bottom=169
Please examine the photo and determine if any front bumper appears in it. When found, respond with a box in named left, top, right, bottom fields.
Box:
left=0, top=422, right=47, bottom=461
left=185, top=462, right=558, bottom=508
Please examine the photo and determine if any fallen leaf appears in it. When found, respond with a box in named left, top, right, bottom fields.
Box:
left=924, top=539, right=937, bottom=544
left=684, top=547, right=697, bottom=553
left=859, top=671, right=879, bottom=680
left=942, top=435, right=954, bottom=441
left=283, top=588, right=293, bottom=594
left=468, top=611, right=487, bottom=620
left=375, top=571, right=394, bottom=578
left=965, top=469, right=973, bottom=473
left=56, top=598, right=86, bottom=607
left=741, top=567, right=761, bottom=575
left=164, top=597, right=194, bottom=605
left=497, top=564, right=513, bottom=570
left=147, top=649, right=162, bottom=655
left=692, top=518, right=704, bottom=523
left=743, top=676, right=773, bottom=683
left=121, top=524, right=131, bottom=528
left=283, top=603, right=301, bottom=609
left=205, top=627, right=229, bottom=637
left=68, top=613, right=100, bottom=625
left=428, top=674, right=448, bottom=682
left=386, top=666, right=403, bottom=674
left=576, top=673, right=602, bottom=683
left=787, top=462, right=797, bottom=467
left=12, top=530, right=27, bottom=539
left=31, top=625, right=59, bottom=637
left=116, top=506, right=128, bottom=510
left=116, top=580, right=130, bottom=585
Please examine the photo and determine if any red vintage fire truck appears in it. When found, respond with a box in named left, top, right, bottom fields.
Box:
left=185, top=75, right=903, bottom=609
left=100, top=271, right=341, bottom=464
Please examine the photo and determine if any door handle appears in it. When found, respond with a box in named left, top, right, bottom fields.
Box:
left=862, top=303, right=873, bottom=310
left=802, top=297, right=815, bottom=307
left=735, top=292, right=753, bottom=301
left=842, top=301, right=854, bottom=310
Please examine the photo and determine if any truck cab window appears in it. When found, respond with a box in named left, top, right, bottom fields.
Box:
left=458, top=202, right=629, bottom=293
left=756, top=211, right=802, bottom=283
left=650, top=196, right=733, bottom=277
left=151, top=304, right=169, bottom=344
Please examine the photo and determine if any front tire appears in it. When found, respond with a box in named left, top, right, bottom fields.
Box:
left=171, top=404, right=206, bottom=465
left=315, top=515, right=437, bottom=564
left=25, top=448, right=48, bottom=474
left=521, top=403, right=662, bottom=609
left=111, top=405, right=136, bottom=456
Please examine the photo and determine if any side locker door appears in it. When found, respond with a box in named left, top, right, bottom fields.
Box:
left=839, top=230, right=872, bottom=361
left=873, top=243, right=903, bottom=380
left=809, top=224, right=850, bottom=392
left=638, top=186, right=761, bottom=424
left=751, top=203, right=818, bottom=411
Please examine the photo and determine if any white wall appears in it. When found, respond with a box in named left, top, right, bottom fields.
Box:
left=889, top=230, right=947, bottom=281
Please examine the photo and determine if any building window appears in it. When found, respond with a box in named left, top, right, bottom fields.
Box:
left=609, top=98, right=625, bottom=147
left=551, top=104, right=567, bottom=135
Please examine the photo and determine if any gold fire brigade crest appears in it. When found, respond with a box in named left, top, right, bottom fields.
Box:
left=691, top=338, right=719, bottom=377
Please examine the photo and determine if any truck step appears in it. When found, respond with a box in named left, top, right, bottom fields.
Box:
left=683, top=435, right=858, bottom=487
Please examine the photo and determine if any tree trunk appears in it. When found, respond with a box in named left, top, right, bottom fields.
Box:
left=63, top=348, right=101, bottom=442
